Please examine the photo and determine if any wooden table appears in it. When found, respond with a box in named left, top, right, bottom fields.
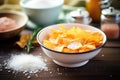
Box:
left=0, top=28, right=120, bottom=80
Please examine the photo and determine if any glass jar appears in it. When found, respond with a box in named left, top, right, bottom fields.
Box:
left=86, top=0, right=101, bottom=23
left=101, top=7, right=120, bottom=39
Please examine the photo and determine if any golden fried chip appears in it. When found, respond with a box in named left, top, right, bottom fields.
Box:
left=43, top=25, right=103, bottom=53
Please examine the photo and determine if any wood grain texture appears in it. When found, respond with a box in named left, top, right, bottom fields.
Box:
left=0, top=29, right=120, bottom=80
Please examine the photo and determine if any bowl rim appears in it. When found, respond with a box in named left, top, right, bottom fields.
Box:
left=0, top=10, right=28, bottom=33
left=37, top=23, right=107, bottom=55
left=20, top=0, right=64, bottom=9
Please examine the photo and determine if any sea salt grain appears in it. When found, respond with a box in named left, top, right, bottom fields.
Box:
left=4, top=53, right=48, bottom=78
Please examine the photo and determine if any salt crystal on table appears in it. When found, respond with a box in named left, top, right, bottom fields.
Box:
left=4, top=53, right=48, bottom=78
left=101, top=23, right=119, bottom=39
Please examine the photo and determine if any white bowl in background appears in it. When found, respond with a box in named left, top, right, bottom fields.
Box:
left=20, top=0, right=64, bottom=26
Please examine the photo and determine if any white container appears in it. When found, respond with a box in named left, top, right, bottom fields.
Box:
left=37, top=23, right=107, bottom=67
left=20, top=0, right=64, bottom=26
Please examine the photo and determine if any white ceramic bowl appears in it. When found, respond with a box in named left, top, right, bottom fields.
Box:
left=20, top=0, right=64, bottom=26
left=37, top=23, right=107, bottom=67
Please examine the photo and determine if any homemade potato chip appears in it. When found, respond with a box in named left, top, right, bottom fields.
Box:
left=16, top=34, right=39, bottom=48
left=43, top=25, right=103, bottom=53
left=16, top=34, right=31, bottom=48
left=67, top=42, right=82, bottom=50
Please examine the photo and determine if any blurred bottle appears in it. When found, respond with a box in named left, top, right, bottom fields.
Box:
left=86, top=0, right=101, bottom=23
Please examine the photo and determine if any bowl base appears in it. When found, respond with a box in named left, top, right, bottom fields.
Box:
left=53, top=60, right=89, bottom=68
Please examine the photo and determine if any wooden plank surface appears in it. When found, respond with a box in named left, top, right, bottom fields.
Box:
left=0, top=29, right=120, bottom=80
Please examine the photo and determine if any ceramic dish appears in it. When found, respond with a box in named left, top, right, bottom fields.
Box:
left=37, top=23, right=107, bottom=67
left=0, top=10, right=28, bottom=40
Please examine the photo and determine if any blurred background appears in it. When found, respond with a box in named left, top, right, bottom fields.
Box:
left=64, top=0, right=120, bottom=10
left=0, top=0, right=120, bottom=10
left=0, top=0, right=21, bottom=11
left=0, top=0, right=119, bottom=24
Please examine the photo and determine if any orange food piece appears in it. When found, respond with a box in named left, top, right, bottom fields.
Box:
left=16, top=34, right=38, bottom=48
left=43, top=40, right=56, bottom=49
left=79, top=44, right=96, bottom=52
left=16, top=34, right=31, bottom=48
left=43, top=25, right=103, bottom=53
left=63, top=47, right=79, bottom=53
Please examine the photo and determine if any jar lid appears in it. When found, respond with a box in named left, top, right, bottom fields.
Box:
left=65, top=8, right=92, bottom=24
left=102, top=7, right=120, bottom=16
left=69, top=8, right=89, bottom=18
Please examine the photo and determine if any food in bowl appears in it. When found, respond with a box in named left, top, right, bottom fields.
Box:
left=43, top=25, right=103, bottom=53
left=0, top=10, right=28, bottom=40
left=37, top=23, right=107, bottom=67
left=0, top=17, right=18, bottom=32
